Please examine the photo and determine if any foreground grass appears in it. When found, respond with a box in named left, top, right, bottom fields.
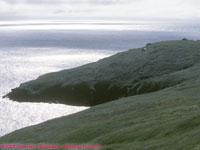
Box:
left=1, top=71, right=200, bottom=149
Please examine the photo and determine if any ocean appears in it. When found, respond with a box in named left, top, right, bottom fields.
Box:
left=0, top=20, right=200, bottom=137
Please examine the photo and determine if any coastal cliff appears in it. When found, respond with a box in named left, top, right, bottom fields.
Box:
left=5, top=40, right=200, bottom=106
left=1, top=40, right=200, bottom=149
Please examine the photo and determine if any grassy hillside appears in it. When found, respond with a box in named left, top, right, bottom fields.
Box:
left=1, top=40, right=200, bottom=149
left=1, top=71, right=200, bottom=149
left=5, top=40, right=200, bottom=106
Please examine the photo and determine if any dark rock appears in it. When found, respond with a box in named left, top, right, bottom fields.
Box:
left=182, top=38, right=188, bottom=40
left=146, top=43, right=152, bottom=46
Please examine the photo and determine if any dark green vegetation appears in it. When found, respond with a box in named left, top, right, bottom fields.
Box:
left=1, top=40, right=200, bottom=150
left=5, top=40, right=200, bottom=106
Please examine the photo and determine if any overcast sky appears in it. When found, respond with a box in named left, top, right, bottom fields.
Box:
left=0, top=0, right=200, bottom=21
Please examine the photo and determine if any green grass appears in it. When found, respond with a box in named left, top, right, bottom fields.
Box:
left=1, top=40, right=200, bottom=150
left=1, top=65, right=200, bottom=149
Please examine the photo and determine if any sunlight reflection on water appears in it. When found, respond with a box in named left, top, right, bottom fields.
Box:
left=0, top=47, right=115, bottom=137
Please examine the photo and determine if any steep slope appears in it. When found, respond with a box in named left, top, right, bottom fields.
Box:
left=4, top=40, right=200, bottom=106
left=1, top=62, right=200, bottom=149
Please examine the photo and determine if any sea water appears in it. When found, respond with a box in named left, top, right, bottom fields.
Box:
left=0, top=20, right=200, bottom=137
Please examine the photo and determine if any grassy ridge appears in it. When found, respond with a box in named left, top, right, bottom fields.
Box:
left=5, top=40, right=200, bottom=106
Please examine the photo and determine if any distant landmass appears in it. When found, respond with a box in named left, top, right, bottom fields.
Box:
left=1, top=40, right=200, bottom=149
